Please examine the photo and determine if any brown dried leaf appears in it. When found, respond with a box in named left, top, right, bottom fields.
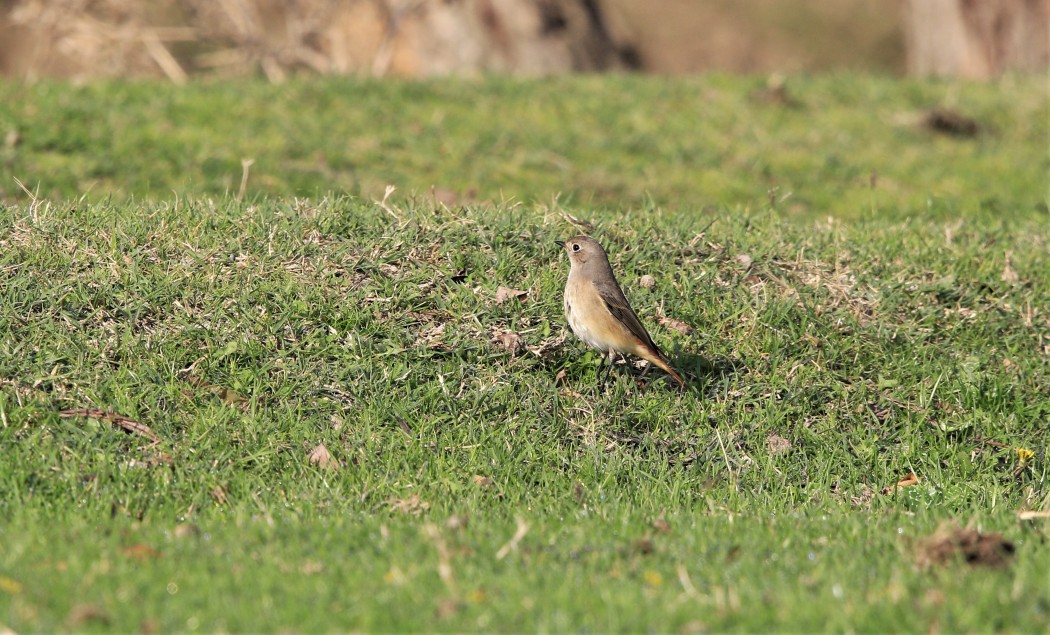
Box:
left=210, top=485, right=229, bottom=505
left=430, top=187, right=461, bottom=206
left=388, top=494, right=429, bottom=515
left=526, top=334, right=566, bottom=358
left=572, top=481, right=587, bottom=505
left=66, top=604, right=109, bottom=627
left=472, top=475, right=494, bottom=488
left=446, top=514, right=469, bottom=531
left=436, top=598, right=462, bottom=620
left=492, top=329, right=524, bottom=355
left=881, top=472, right=920, bottom=495
left=867, top=402, right=892, bottom=423
left=766, top=433, right=792, bottom=454
left=138, top=451, right=174, bottom=467
left=658, top=315, right=694, bottom=336
left=850, top=485, right=875, bottom=508
left=495, top=286, right=528, bottom=304
left=173, top=524, right=200, bottom=539
left=308, top=443, right=341, bottom=471
left=183, top=374, right=247, bottom=406
left=416, top=323, right=447, bottom=348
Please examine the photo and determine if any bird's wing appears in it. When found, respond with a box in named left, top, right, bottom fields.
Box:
left=593, top=277, right=662, bottom=355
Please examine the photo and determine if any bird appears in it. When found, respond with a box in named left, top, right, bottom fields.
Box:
left=556, top=235, right=685, bottom=389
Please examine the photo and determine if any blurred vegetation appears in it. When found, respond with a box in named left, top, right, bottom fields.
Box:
left=1, top=0, right=903, bottom=80
left=1, top=74, right=1046, bottom=221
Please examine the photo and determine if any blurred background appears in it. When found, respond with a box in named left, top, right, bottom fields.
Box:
left=1, top=0, right=1046, bottom=81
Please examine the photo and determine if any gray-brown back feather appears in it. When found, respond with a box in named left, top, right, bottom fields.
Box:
left=590, top=265, right=664, bottom=358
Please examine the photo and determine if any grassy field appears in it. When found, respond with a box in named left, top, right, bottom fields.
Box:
left=1, top=74, right=1048, bottom=632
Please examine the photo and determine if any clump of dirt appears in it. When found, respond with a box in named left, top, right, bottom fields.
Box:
left=916, top=523, right=1015, bottom=569
left=924, top=108, right=981, bottom=137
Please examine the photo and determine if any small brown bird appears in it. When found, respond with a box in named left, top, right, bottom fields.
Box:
left=556, top=235, right=685, bottom=389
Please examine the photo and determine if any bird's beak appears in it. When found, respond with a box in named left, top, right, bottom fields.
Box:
left=554, top=240, right=565, bottom=248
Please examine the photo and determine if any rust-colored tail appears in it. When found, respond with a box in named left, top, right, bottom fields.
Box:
left=638, top=348, right=686, bottom=389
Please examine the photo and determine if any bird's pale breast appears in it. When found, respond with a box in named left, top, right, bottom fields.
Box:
left=564, top=275, right=638, bottom=354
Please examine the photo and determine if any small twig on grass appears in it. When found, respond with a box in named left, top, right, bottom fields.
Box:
left=972, top=435, right=1011, bottom=450
left=59, top=408, right=160, bottom=445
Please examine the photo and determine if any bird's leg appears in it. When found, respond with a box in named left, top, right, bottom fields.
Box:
left=596, top=348, right=613, bottom=388
left=603, top=350, right=617, bottom=386
left=596, top=350, right=607, bottom=389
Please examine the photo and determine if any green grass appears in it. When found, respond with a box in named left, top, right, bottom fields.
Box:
left=1, top=74, right=1049, bottom=631
left=1, top=74, right=1047, bottom=219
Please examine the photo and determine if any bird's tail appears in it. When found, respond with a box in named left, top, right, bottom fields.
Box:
left=640, top=349, right=686, bottom=389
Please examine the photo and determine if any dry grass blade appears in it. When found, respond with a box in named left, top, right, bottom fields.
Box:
left=559, top=211, right=595, bottom=233
left=495, top=517, right=529, bottom=560
left=237, top=157, right=254, bottom=202
left=376, top=184, right=402, bottom=222
left=1017, top=509, right=1050, bottom=520
left=59, top=408, right=160, bottom=444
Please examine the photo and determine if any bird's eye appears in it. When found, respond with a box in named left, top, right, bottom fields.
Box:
left=571, top=243, right=581, bottom=252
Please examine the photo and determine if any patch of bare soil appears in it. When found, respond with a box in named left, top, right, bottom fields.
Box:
left=916, top=524, right=1016, bottom=569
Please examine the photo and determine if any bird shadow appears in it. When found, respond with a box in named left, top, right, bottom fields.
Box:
left=673, top=350, right=744, bottom=395
left=547, top=343, right=743, bottom=398
left=590, top=350, right=742, bottom=397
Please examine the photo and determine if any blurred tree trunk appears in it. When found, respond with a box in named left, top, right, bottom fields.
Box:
left=904, top=0, right=1050, bottom=77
